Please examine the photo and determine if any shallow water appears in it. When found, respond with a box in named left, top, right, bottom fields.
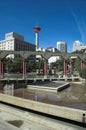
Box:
left=0, top=82, right=86, bottom=110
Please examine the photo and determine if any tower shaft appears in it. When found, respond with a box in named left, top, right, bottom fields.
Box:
left=35, top=32, right=39, bottom=50
left=33, top=26, right=41, bottom=51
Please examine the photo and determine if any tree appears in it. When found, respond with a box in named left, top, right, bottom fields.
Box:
left=79, top=68, right=86, bottom=81
left=13, top=58, right=22, bottom=73
left=51, top=59, right=64, bottom=71
left=35, top=59, right=44, bottom=70
left=5, top=58, right=13, bottom=73
left=27, top=60, right=36, bottom=72
left=5, top=58, right=22, bottom=73
left=74, top=59, right=81, bottom=72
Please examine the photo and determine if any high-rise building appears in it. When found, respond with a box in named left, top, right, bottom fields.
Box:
left=0, top=32, right=36, bottom=58
left=72, top=40, right=86, bottom=52
left=57, top=41, right=67, bottom=53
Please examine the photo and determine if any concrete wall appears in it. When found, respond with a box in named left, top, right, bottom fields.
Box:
left=0, top=93, right=86, bottom=123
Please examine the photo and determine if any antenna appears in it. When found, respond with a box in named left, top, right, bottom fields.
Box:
left=36, top=19, right=38, bottom=26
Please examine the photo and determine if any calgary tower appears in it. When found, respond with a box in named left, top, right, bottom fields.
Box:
left=33, top=25, right=41, bottom=51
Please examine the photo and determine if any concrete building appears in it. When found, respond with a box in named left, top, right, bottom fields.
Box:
left=0, top=32, right=36, bottom=58
left=57, top=41, right=67, bottom=53
left=46, top=47, right=59, bottom=52
left=46, top=47, right=60, bottom=65
left=34, top=46, right=60, bottom=64
left=72, top=40, right=86, bottom=52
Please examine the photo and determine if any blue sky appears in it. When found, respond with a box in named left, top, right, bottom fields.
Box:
left=0, top=0, right=86, bottom=52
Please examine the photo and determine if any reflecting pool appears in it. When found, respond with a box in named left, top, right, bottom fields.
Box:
left=0, top=81, right=86, bottom=110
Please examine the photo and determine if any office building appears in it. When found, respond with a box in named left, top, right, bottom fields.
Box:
left=57, top=41, right=67, bottom=53
left=0, top=32, right=36, bottom=58
left=72, top=40, right=86, bottom=52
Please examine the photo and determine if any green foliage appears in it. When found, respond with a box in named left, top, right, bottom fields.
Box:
left=5, top=58, right=13, bottom=73
left=35, top=59, right=44, bottom=69
left=13, top=58, right=22, bottom=72
left=5, top=58, right=22, bottom=73
left=51, top=59, right=64, bottom=71
left=27, top=59, right=44, bottom=72
left=79, top=68, right=86, bottom=80
left=5, top=58, right=44, bottom=73
left=27, top=60, right=36, bottom=72
left=74, top=59, right=81, bottom=71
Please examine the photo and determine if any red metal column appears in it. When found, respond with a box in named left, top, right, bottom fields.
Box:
left=0, top=60, right=4, bottom=78
left=23, top=60, right=24, bottom=78
left=64, top=60, right=67, bottom=77
left=80, top=61, right=83, bottom=70
left=85, top=62, right=86, bottom=68
left=24, top=61, right=27, bottom=78
left=44, top=60, right=48, bottom=78
left=23, top=60, right=27, bottom=79
left=70, top=62, right=73, bottom=73
left=0, top=60, right=2, bottom=77
left=1, top=61, right=3, bottom=76
left=82, top=62, right=85, bottom=68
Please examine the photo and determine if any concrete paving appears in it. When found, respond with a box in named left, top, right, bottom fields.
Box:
left=0, top=119, right=21, bottom=130
left=0, top=104, right=51, bottom=130
left=0, top=103, right=86, bottom=130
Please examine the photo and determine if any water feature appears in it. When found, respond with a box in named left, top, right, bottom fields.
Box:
left=0, top=81, right=86, bottom=110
